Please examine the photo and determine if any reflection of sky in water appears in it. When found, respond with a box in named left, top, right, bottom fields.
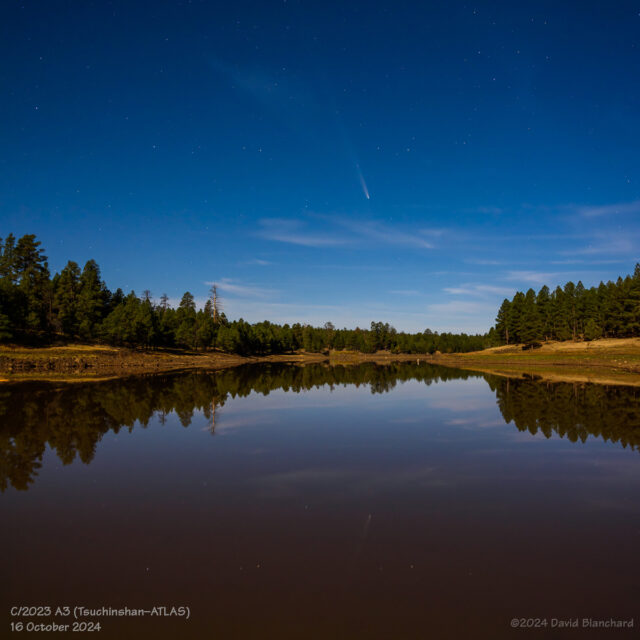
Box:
left=4, top=371, right=640, bottom=638
left=20, top=376, right=638, bottom=518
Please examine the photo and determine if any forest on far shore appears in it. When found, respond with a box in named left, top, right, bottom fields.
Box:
left=0, top=234, right=488, bottom=355
left=2, top=234, right=639, bottom=355
left=495, top=264, right=640, bottom=344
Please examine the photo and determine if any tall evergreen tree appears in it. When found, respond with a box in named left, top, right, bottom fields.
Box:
left=0, top=234, right=18, bottom=283
left=563, top=281, right=577, bottom=340
left=510, top=292, right=525, bottom=343
left=175, top=292, right=197, bottom=348
left=53, top=261, right=81, bottom=335
left=536, top=285, right=551, bottom=340
left=495, top=299, right=512, bottom=344
left=76, top=260, right=107, bottom=339
left=519, top=288, right=540, bottom=343
left=623, top=264, right=640, bottom=335
left=15, top=234, right=50, bottom=331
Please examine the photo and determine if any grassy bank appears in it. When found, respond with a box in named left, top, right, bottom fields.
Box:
left=0, top=344, right=329, bottom=382
left=2, top=338, right=640, bottom=385
left=431, top=337, right=640, bottom=386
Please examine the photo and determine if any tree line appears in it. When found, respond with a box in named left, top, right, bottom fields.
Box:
left=494, top=264, right=640, bottom=344
left=0, top=233, right=488, bottom=354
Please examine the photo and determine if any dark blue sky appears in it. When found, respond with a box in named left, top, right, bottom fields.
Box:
left=2, top=1, right=639, bottom=331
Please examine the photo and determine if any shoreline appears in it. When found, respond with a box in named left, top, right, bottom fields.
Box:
left=429, top=337, right=640, bottom=387
left=2, top=339, right=640, bottom=386
left=0, top=345, right=429, bottom=384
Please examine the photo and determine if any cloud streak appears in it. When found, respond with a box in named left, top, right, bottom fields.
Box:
left=245, top=258, right=272, bottom=266
left=205, top=278, right=279, bottom=299
left=563, top=236, right=635, bottom=256
left=427, top=300, right=496, bottom=316
left=332, top=217, right=435, bottom=249
left=389, top=289, right=421, bottom=296
left=444, top=284, right=515, bottom=297
left=258, top=219, right=349, bottom=247
left=505, top=270, right=562, bottom=285
left=578, top=200, right=640, bottom=218
left=260, top=215, right=439, bottom=250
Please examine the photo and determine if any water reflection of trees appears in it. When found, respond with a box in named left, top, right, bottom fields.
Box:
left=0, top=363, right=469, bottom=491
left=2, top=364, right=639, bottom=491
left=489, top=375, right=640, bottom=451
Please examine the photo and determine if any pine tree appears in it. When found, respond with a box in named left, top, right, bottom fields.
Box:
left=175, top=292, right=197, bottom=348
left=100, top=291, right=146, bottom=346
left=563, top=281, right=577, bottom=340
left=595, top=282, right=608, bottom=337
left=575, top=281, right=586, bottom=337
left=623, top=264, right=640, bottom=335
left=53, top=261, right=81, bottom=335
left=15, top=234, right=50, bottom=332
left=519, top=288, right=540, bottom=343
left=76, top=260, right=107, bottom=339
left=584, top=318, right=602, bottom=341
left=0, top=311, right=11, bottom=341
left=196, top=309, right=215, bottom=349
left=510, top=292, right=525, bottom=343
left=582, top=286, right=601, bottom=339
left=536, top=285, right=551, bottom=340
left=0, top=234, right=18, bottom=283
left=135, top=297, right=157, bottom=347
left=495, top=299, right=511, bottom=344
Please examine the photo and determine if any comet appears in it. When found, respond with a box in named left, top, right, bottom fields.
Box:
left=356, top=164, right=370, bottom=200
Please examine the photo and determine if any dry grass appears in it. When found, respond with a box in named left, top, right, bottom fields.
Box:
left=3, top=339, right=640, bottom=386
left=479, top=337, right=640, bottom=354
left=433, top=338, right=640, bottom=386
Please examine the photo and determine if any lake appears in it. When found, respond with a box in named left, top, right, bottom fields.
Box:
left=2, top=362, right=639, bottom=638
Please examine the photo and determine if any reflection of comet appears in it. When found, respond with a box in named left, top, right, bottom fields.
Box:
left=357, top=165, right=370, bottom=200
left=342, top=513, right=373, bottom=593
left=352, top=513, right=372, bottom=564
left=362, top=513, right=372, bottom=538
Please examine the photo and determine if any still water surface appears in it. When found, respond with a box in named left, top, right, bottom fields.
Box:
left=2, top=363, right=639, bottom=638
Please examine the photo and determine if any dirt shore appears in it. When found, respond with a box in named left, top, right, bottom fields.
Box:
left=2, top=338, right=640, bottom=385
left=0, top=345, right=324, bottom=382
left=430, top=337, right=640, bottom=387
left=0, top=344, right=430, bottom=383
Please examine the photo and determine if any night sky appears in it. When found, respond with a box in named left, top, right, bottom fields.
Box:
left=2, top=1, right=639, bottom=332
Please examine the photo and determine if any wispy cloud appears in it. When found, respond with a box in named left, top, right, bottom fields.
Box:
left=550, top=258, right=625, bottom=265
left=245, top=258, right=272, bottom=266
left=332, top=217, right=435, bottom=249
left=205, top=278, right=279, bottom=299
left=578, top=200, right=640, bottom=218
left=474, top=206, right=503, bottom=215
left=444, top=284, right=515, bottom=297
left=258, top=218, right=349, bottom=247
left=466, top=200, right=640, bottom=221
left=218, top=298, right=346, bottom=327
left=389, top=289, right=421, bottom=296
left=563, top=235, right=635, bottom=256
left=428, top=300, right=496, bottom=316
left=505, top=270, right=560, bottom=284
left=259, top=215, right=438, bottom=250
left=465, top=258, right=504, bottom=266
left=419, top=227, right=446, bottom=237
left=503, top=269, right=611, bottom=286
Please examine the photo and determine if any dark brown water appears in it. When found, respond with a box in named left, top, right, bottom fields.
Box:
left=2, top=363, right=639, bottom=638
